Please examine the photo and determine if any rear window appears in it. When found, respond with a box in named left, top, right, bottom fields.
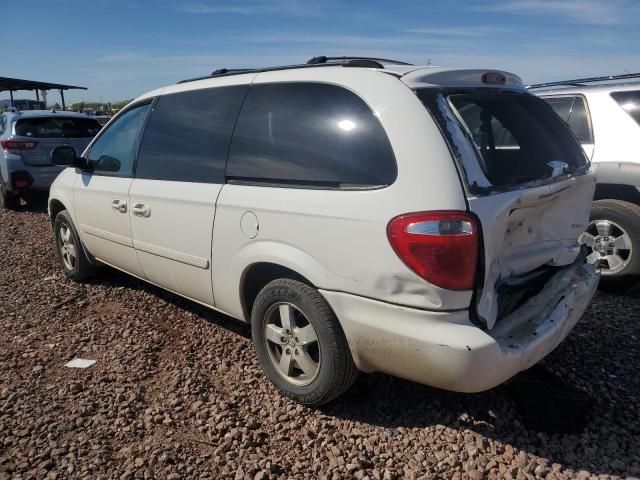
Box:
left=15, top=117, right=101, bottom=138
left=417, top=90, right=588, bottom=192
left=611, top=90, right=640, bottom=126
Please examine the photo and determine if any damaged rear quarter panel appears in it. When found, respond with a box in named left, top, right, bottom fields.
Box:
left=471, top=173, right=596, bottom=329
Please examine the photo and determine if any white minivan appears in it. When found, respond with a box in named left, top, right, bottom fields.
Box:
left=48, top=57, right=599, bottom=405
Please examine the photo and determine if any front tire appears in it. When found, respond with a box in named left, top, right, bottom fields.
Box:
left=251, top=279, right=358, bottom=406
left=53, top=210, right=97, bottom=281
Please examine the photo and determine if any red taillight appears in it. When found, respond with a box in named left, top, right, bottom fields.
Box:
left=387, top=211, right=479, bottom=290
left=1, top=138, right=38, bottom=152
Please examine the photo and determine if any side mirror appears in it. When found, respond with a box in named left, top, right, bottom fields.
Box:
left=51, top=146, right=80, bottom=167
left=96, top=155, right=121, bottom=172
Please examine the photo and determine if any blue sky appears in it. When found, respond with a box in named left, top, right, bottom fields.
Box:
left=2, top=0, right=639, bottom=104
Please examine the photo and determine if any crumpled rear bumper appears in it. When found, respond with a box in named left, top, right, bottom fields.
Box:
left=321, top=256, right=599, bottom=393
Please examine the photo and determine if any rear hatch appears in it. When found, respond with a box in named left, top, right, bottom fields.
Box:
left=13, top=116, right=101, bottom=166
left=416, top=88, right=595, bottom=329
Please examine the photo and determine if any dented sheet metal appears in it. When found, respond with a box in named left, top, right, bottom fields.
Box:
left=490, top=256, right=599, bottom=348
left=470, top=173, right=596, bottom=329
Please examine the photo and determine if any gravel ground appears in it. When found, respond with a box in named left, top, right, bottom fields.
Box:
left=1, top=201, right=639, bottom=480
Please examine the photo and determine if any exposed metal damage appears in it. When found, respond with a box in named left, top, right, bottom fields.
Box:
left=490, top=254, right=599, bottom=350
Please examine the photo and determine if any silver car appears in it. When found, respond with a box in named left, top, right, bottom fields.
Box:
left=0, top=109, right=101, bottom=209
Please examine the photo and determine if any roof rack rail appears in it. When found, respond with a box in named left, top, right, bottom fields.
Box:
left=306, top=56, right=413, bottom=67
left=178, top=63, right=322, bottom=84
left=526, top=72, right=640, bottom=89
left=210, top=68, right=254, bottom=76
left=178, top=56, right=411, bottom=85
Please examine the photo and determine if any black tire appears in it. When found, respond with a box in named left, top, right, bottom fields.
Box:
left=586, top=200, right=640, bottom=291
left=251, top=278, right=358, bottom=406
left=53, top=210, right=97, bottom=281
left=0, top=182, right=19, bottom=210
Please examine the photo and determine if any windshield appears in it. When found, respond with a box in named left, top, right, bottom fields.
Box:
left=417, top=89, right=588, bottom=193
left=15, top=117, right=102, bottom=139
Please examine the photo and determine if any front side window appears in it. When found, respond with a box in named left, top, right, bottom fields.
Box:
left=611, top=90, right=640, bottom=126
left=15, top=117, right=101, bottom=139
left=227, top=82, right=397, bottom=188
left=87, top=103, right=151, bottom=176
left=544, top=96, right=573, bottom=122
left=136, top=85, right=247, bottom=183
left=566, top=97, right=592, bottom=144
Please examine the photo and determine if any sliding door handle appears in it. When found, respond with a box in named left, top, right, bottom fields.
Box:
left=111, top=199, right=127, bottom=213
left=132, top=203, right=151, bottom=217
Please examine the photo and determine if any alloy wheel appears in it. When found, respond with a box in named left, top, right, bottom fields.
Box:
left=59, top=224, right=77, bottom=271
left=579, top=219, right=632, bottom=275
left=262, top=302, right=321, bottom=386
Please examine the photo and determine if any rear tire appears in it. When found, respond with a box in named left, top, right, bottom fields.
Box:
left=53, top=210, right=97, bottom=281
left=251, top=278, right=358, bottom=406
left=582, top=200, right=640, bottom=289
left=0, top=183, right=19, bottom=210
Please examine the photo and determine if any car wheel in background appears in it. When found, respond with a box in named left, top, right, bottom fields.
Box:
left=0, top=183, right=19, bottom=210
left=251, top=278, right=358, bottom=406
left=580, top=199, right=640, bottom=290
left=53, top=210, right=97, bottom=281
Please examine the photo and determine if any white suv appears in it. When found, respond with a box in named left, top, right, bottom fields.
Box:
left=533, top=77, right=640, bottom=283
left=48, top=57, right=599, bottom=405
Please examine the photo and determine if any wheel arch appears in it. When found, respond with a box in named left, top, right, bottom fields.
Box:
left=240, top=262, right=317, bottom=322
left=48, top=195, right=100, bottom=267
left=593, top=183, right=640, bottom=205
left=592, top=162, right=640, bottom=206
left=48, top=198, right=67, bottom=225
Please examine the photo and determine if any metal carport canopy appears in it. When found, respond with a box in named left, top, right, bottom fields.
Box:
left=0, top=77, right=87, bottom=110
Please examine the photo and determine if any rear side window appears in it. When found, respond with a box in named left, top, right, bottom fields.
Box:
left=543, top=96, right=593, bottom=144
left=417, top=90, right=588, bottom=192
left=14, top=117, right=101, bottom=138
left=611, top=90, right=640, bottom=126
left=136, top=86, right=247, bottom=183
left=227, top=82, right=396, bottom=188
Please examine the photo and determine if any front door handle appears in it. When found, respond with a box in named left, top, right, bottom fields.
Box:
left=132, top=203, right=151, bottom=217
left=111, top=199, right=127, bottom=213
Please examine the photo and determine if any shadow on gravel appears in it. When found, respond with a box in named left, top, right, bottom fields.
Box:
left=86, top=266, right=252, bottom=339
left=319, top=288, right=640, bottom=477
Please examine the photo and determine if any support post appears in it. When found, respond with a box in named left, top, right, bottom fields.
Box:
left=36, top=90, right=40, bottom=101
left=9, top=90, right=14, bottom=108
left=59, top=89, right=66, bottom=110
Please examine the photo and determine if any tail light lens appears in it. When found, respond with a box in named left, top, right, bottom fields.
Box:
left=387, top=211, right=479, bottom=290
left=1, top=138, right=38, bottom=152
